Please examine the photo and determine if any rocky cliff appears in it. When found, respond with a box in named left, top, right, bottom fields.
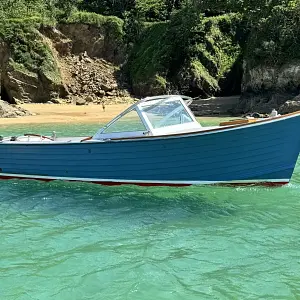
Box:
left=128, top=12, right=243, bottom=98
left=237, top=5, right=300, bottom=114
left=236, top=61, right=300, bottom=114
left=0, top=18, right=130, bottom=106
left=1, top=8, right=300, bottom=116
left=0, top=22, right=63, bottom=105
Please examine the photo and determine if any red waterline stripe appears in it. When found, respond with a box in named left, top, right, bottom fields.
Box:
left=217, top=182, right=289, bottom=187
left=0, top=175, right=191, bottom=187
left=92, top=181, right=191, bottom=187
left=0, top=175, right=289, bottom=187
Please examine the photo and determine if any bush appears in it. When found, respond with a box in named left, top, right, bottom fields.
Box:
left=127, top=9, right=242, bottom=96
left=246, top=4, right=300, bottom=67
left=0, top=20, right=60, bottom=83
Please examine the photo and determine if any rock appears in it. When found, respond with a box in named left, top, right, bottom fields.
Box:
left=13, top=98, right=23, bottom=105
left=96, top=90, right=105, bottom=97
left=84, top=57, right=93, bottom=64
left=82, top=85, right=88, bottom=92
left=0, top=100, right=31, bottom=118
left=59, top=53, right=131, bottom=103
left=101, top=84, right=111, bottom=92
left=190, top=96, right=240, bottom=116
left=75, top=97, right=86, bottom=106
left=59, top=84, right=70, bottom=97
left=85, top=95, right=94, bottom=103
left=1, top=25, right=133, bottom=107
left=51, top=98, right=65, bottom=104
left=278, top=96, right=300, bottom=114
left=0, top=33, right=65, bottom=104
left=58, top=23, right=125, bottom=64
left=111, top=83, right=118, bottom=90
left=240, top=61, right=300, bottom=113
left=106, top=91, right=116, bottom=96
left=54, top=40, right=72, bottom=56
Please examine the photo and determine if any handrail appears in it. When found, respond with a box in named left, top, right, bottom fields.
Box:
left=24, top=133, right=54, bottom=141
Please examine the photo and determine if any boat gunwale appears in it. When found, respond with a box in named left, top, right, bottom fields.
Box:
left=107, top=110, right=300, bottom=141
left=0, top=110, right=299, bottom=146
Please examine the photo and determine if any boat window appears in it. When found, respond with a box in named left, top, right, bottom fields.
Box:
left=103, top=109, right=147, bottom=133
left=140, top=99, right=193, bottom=129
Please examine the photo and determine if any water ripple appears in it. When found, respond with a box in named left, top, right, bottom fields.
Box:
left=0, top=155, right=299, bottom=299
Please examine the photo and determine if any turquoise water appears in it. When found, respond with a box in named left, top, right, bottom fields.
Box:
left=0, top=122, right=299, bottom=300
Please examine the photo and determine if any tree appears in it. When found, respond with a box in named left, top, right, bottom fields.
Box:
left=79, top=0, right=136, bottom=17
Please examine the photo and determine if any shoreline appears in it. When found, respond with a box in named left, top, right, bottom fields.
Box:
left=0, top=104, right=233, bottom=125
left=0, top=104, right=130, bottom=125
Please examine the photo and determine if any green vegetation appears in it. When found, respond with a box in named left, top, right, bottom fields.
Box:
left=128, top=10, right=242, bottom=96
left=127, top=22, right=170, bottom=95
left=0, top=21, right=60, bottom=83
left=64, top=11, right=124, bottom=44
left=246, top=3, right=300, bottom=67
left=0, top=0, right=299, bottom=96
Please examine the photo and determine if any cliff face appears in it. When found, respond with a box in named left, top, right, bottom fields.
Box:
left=0, top=13, right=243, bottom=106
left=237, top=5, right=300, bottom=114
left=57, top=23, right=125, bottom=65
left=128, top=12, right=243, bottom=98
left=237, top=61, right=300, bottom=113
left=0, top=19, right=129, bottom=105
left=41, top=24, right=130, bottom=104
left=1, top=8, right=300, bottom=115
left=0, top=23, right=63, bottom=104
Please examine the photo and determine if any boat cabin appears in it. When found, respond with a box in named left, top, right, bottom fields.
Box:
left=93, top=95, right=202, bottom=140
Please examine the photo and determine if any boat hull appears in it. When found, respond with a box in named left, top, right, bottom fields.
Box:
left=0, top=114, right=299, bottom=186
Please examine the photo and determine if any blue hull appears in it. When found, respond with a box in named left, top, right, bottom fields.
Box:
left=0, top=114, right=299, bottom=186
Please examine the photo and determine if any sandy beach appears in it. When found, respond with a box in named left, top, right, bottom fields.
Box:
left=0, top=104, right=131, bottom=125
left=0, top=103, right=229, bottom=125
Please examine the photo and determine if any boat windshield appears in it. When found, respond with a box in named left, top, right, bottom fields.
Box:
left=139, top=99, right=193, bottom=129
left=93, top=95, right=200, bottom=140
left=102, top=109, right=147, bottom=133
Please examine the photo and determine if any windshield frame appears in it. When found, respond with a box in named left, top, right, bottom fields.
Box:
left=93, top=95, right=200, bottom=139
left=138, top=97, right=195, bottom=130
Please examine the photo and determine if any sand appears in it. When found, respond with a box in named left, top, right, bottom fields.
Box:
left=0, top=103, right=230, bottom=125
left=0, top=104, right=131, bottom=125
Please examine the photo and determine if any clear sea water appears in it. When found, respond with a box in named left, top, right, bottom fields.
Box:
left=0, top=120, right=299, bottom=300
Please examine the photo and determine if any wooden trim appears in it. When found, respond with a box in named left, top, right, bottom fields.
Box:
left=109, top=111, right=300, bottom=141
left=219, top=119, right=258, bottom=126
left=24, top=133, right=54, bottom=141
left=80, top=136, right=93, bottom=142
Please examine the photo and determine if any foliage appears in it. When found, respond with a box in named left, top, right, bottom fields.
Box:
left=128, top=22, right=170, bottom=94
left=77, top=0, right=188, bottom=20
left=64, top=11, right=124, bottom=43
left=128, top=9, right=242, bottom=96
left=245, top=3, right=300, bottom=67
left=0, top=0, right=82, bottom=22
left=0, top=0, right=299, bottom=97
left=123, top=9, right=144, bottom=45
left=0, top=21, right=61, bottom=83
left=136, top=0, right=168, bottom=21
left=78, top=0, right=136, bottom=18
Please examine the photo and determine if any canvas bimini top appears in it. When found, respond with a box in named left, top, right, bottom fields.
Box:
left=93, top=95, right=202, bottom=140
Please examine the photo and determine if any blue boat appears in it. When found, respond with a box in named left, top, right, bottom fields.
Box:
left=0, top=95, right=299, bottom=186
